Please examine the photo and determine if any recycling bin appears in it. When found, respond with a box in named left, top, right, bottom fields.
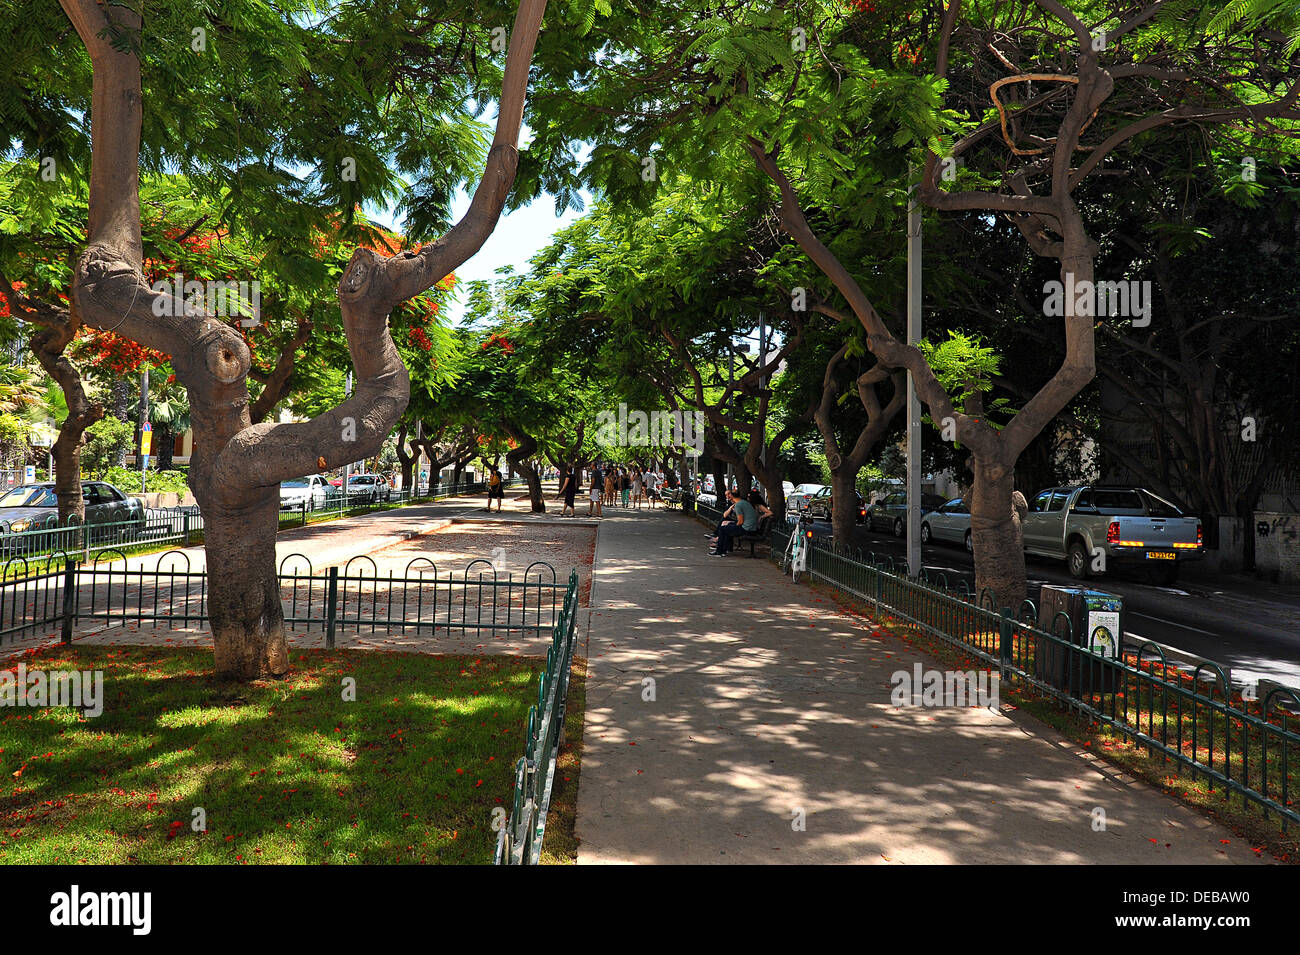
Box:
left=1036, top=585, right=1123, bottom=696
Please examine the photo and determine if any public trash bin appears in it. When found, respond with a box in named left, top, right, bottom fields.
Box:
left=682, top=491, right=695, bottom=514
left=1035, top=585, right=1123, bottom=696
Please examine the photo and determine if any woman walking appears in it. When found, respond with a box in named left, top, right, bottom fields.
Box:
left=603, top=465, right=616, bottom=508
left=631, top=467, right=644, bottom=510
left=557, top=465, right=578, bottom=517
left=485, top=466, right=505, bottom=512
left=588, top=469, right=603, bottom=518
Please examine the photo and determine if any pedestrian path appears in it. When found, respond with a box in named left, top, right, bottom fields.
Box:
left=92, top=494, right=487, bottom=573
left=574, top=508, right=1263, bottom=864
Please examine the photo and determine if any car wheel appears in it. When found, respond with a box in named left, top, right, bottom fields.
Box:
left=893, top=517, right=904, bottom=538
left=1067, top=540, right=1091, bottom=580
left=964, top=530, right=973, bottom=554
left=920, top=523, right=932, bottom=544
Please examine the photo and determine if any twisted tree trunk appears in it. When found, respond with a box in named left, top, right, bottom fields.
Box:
left=59, top=0, right=549, bottom=680
left=815, top=344, right=906, bottom=548
left=29, top=318, right=102, bottom=522
left=505, top=427, right=544, bottom=511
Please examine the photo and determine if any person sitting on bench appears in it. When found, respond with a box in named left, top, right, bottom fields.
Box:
left=710, top=489, right=769, bottom=556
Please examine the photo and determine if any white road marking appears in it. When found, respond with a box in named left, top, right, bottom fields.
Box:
left=1127, top=611, right=1217, bottom=636
left=1123, top=632, right=1197, bottom=656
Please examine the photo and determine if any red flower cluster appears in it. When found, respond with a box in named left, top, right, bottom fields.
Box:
left=407, top=327, right=433, bottom=352
left=80, top=329, right=170, bottom=375
left=852, top=0, right=877, bottom=10
left=480, top=333, right=514, bottom=354
left=0, top=281, right=21, bottom=319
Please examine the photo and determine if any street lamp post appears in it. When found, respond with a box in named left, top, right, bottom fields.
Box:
left=906, top=176, right=922, bottom=579
left=342, top=371, right=353, bottom=507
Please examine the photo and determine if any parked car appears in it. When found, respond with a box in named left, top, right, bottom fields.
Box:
left=921, top=498, right=972, bottom=551
left=346, top=474, right=391, bottom=503
left=866, top=491, right=948, bottom=537
left=0, top=481, right=146, bottom=553
left=785, top=482, right=828, bottom=515
left=280, top=475, right=332, bottom=511
left=802, top=486, right=867, bottom=525
left=1021, top=485, right=1202, bottom=584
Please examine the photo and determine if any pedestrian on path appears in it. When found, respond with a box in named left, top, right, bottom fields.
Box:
left=486, top=466, right=504, bottom=512
left=620, top=468, right=631, bottom=508
left=631, top=467, right=644, bottom=510
left=710, top=489, right=767, bottom=556
left=589, top=470, right=603, bottom=518
left=603, top=466, right=617, bottom=508
left=558, top=465, right=578, bottom=517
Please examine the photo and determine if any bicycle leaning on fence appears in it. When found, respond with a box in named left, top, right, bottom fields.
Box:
left=780, top=512, right=815, bottom=582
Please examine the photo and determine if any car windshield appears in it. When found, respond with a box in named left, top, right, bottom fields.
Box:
left=282, top=479, right=309, bottom=488
left=0, top=486, right=56, bottom=508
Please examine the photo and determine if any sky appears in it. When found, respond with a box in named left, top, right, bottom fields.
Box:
left=366, top=120, right=591, bottom=325
left=436, top=187, right=585, bottom=324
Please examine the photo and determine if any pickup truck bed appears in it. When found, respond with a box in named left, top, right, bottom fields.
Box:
left=1022, top=485, right=1202, bottom=584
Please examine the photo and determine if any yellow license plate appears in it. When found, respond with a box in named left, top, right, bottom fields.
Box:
left=1146, top=551, right=1176, bottom=560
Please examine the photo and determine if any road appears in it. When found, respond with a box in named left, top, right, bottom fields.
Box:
left=794, top=515, right=1300, bottom=694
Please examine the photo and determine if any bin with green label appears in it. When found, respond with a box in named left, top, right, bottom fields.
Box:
left=1036, top=585, right=1123, bottom=695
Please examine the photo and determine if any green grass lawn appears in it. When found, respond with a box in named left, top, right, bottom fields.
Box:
left=0, top=644, right=540, bottom=864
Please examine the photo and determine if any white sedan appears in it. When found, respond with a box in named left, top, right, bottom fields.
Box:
left=921, top=497, right=973, bottom=552
left=785, top=483, right=828, bottom=515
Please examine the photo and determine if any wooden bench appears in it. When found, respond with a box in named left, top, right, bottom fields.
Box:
left=735, top=515, right=772, bottom=558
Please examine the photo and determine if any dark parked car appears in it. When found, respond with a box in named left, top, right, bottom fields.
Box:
left=866, top=491, right=948, bottom=537
left=802, top=486, right=867, bottom=525
left=0, top=481, right=146, bottom=553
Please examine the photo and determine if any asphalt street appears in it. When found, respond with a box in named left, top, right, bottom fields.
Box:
left=793, top=516, right=1300, bottom=694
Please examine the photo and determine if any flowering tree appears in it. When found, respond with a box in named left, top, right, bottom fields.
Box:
left=55, top=0, right=549, bottom=679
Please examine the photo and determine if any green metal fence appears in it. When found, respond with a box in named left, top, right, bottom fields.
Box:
left=495, top=568, right=581, bottom=865
left=0, top=549, right=569, bottom=646
left=700, top=510, right=1300, bottom=829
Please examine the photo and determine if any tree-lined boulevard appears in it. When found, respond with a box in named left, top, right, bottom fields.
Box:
left=1, top=0, right=1298, bottom=883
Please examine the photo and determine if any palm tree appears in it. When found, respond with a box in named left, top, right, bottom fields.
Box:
left=0, top=365, right=44, bottom=417
left=0, top=366, right=49, bottom=471
left=149, top=379, right=190, bottom=472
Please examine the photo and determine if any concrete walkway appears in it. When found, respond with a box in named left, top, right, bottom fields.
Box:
left=575, top=508, right=1264, bottom=865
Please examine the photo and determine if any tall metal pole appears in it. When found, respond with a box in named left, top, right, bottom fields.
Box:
left=758, top=312, right=767, bottom=476
left=342, top=371, right=353, bottom=503
left=139, top=368, right=150, bottom=494
left=726, top=342, right=735, bottom=491
left=906, top=175, right=923, bottom=578
left=415, top=418, right=424, bottom=493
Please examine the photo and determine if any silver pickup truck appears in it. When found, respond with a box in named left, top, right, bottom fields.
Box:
left=1022, top=485, right=1203, bottom=585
